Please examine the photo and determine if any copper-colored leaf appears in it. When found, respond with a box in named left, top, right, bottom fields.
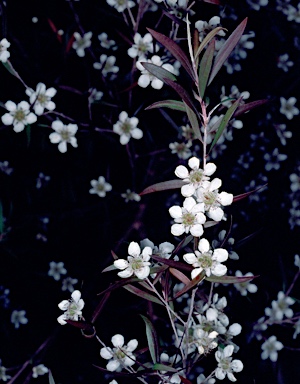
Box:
left=169, top=267, right=191, bottom=285
left=206, top=275, right=259, bottom=284
left=233, top=183, right=268, bottom=202
left=139, top=179, right=186, bottom=196
left=233, top=99, right=269, bottom=118
left=123, top=284, right=164, bottom=306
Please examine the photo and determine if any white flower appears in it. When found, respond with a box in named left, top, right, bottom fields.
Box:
left=246, top=0, right=268, bottom=11
left=0, top=160, right=13, bottom=175
left=196, top=178, right=233, bottom=221
left=195, top=16, right=225, bottom=42
left=114, top=241, right=152, bottom=279
left=48, top=261, right=67, bottom=281
left=197, top=374, right=216, bottom=384
left=277, top=53, right=294, bottom=72
left=266, top=291, right=295, bottom=321
left=72, top=32, right=92, bottom=57
left=0, top=360, right=11, bottom=382
left=57, top=290, right=85, bottom=325
left=11, top=310, right=28, bottom=328
left=183, top=238, right=228, bottom=278
left=274, top=123, right=292, bottom=146
left=113, top=111, right=143, bottom=145
left=128, top=33, right=157, bottom=59
left=169, top=196, right=206, bottom=237
left=215, top=345, right=243, bottom=382
left=36, top=172, right=50, bottom=189
left=32, top=364, right=49, bottom=378
left=88, top=88, right=103, bottom=103
left=0, top=38, right=10, bottom=62
left=140, top=238, right=175, bottom=259
left=169, top=141, right=192, bottom=160
left=293, top=319, right=300, bottom=339
left=294, top=254, right=300, bottom=268
left=261, top=335, right=283, bottom=362
left=286, top=3, right=300, bottom=22
left=89, top=176, right=112, bottom=197
left=25, top=83, right=56, bottom=115
left=49, top=120, right=78, bottom=153
left=106, top=0, right=136, bottom=12
left=175, top=157, right=216, bottom=197
left=1, top=101, right=37, bottom=132
left=253, top=317, right=268, bottom=340
left=220, top=85, right=250, bottom=109
left=264, top=148, right=287, bottom=171
left=100, top=334, right=138, bottom=371
left=280, top=97, right=299, bottom=120
left=93, top=54, right=119, bottom=77
left=121, top=189, right=141, bottom=202
left=136, top=55, right=176, bottom=89
left=233, top=270, right=257, bottom=296
left=193, top=328, right=219, bottom=354
left=98, top=32, right=116, bottom=49
left=61, top=277, right=78, bottom=292
left=290, top=173, right=300, bottom=192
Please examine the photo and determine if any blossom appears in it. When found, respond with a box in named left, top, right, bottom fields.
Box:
left=277, top=53, right=294, bottom=72
left=193, top=328, right=219, bottom=354
left=280, top=97, right=299, bottom=120
left=195, top=16, right=225, bottom=42
left=169, top=141, right=192, bottom=160
left=1, top=101, right=37, bottom=132
left=265, top=291, right=295, bottom=321
left=290, top=173, right=300, bottom=192
left=274, top=123, right=292, bottom=145
left=121, top=189, right=141, bottom=202
left=88, top=88, right=103, bottom=103
left=49, top=120, right=78, bottom=153
left=98, top=32, right=116, bottom=49
left=89, top=176, right=112, bottom=197
left=106, top=0, right=135, bottom=12
left=0, top=38, right=10, bottom=62
left=233, top=270, right=257, bottom=296
left=261, top=335, right=283, bottom=362
left=32, top=364, right=49, bottom=378
left=93, top=54, right=119, bottom=77
left=294, top=254, right=300, bottom=268
left=36, top=172, right=50, bottom=189
left=0, top=360, right=11, bottom=382
left=127, top=33, right=157, bottom=59
left=253, top=317, right=268, bottom=340
left=286, top=3, right=300, bottom=23
left=140, top=238, right=175, bottom=259
left=215, top=345, right=243, bottom=381
left=114, top=241, right=152, bottom=279
left=196, top=178, right=233, bottom=221
left=25, top=83, right=56, bottom=115
left=61, top=277, right=78, bottom=292
left=48, top=261, right=67, bottom=281
left=183, top=238, right=228, bottom=278
left=175, top=157, right=216, bottom=197
left=113, top=111, right=143, bottom=145
left=11, top=310, right=28, bottom=328
left=100, top=334, right=138, bottom=371
left=57, top=290, right=85, bottom=325
left=0, top=161, right=13, bottom=175
left=293, top=318, right=300, bottom=339
left=264, top=148, right=287, bottom=171
left=72, top=32, right=92, bottom=57
left=169, top=196, right=206, bottom=237
left=220, top=85, right=250, bottom=109
left=246, top=0, right=268, bottom=11
left=136, top=55, right=176, bottom=89
left=197, top=374, right=216, bottom=384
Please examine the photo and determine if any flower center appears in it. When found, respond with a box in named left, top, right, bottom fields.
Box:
left=121, top=121, right=132, bottom=134
left=190, top=169, right=203, bottom=184
left=198, top=252, right=213, bottom=269
left=203, top=191, right=218, bottom=208
left=115, top=348, right=127, bottom=360
left=130, top=257, right=144, bottom=271
left=37, top=93, right=48, bottom=105
left=96, top=184, right=104, bottom=192
left=182, top=212, right=196, bottom=226
left=220, top=358, right=232, bottom=372
left=14, top=109, right=26, bottom=122
left=138, top=42, right=149, bottom=54
left=60, top=129, right=71, bottom=141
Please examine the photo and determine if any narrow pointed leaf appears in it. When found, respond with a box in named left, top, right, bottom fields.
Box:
left=172, top=271, right=206, bottom=300
left=195, top=27, right=225, bottom=60
left=147, top=28, right=196, bottom=81
left=102, top=264, right=117, bottom=273
left=152, top=364, right=178, bottom=373
left=233, top=99, right=269, bottom=118
left=123, top=284, right=164, bottom=306
left=97, top=276, right=141, bottom=296
left=164, top=78, right=197, bottom=113
left=151, top=255, right=193, bottom=272
left=173, top=235, right=193, bottom=255
left=169, top=267, right=191, bottom=285
left=184, top=102, right=202, bottom=141
left=199, top=38, right=215, bottom=98
left=65, top=319, right=94, bottom=331
left=139, top=179, right=186, bottom=196
left=208, top=18, right=248, bottom=85
left=91, top=292, right=111, bottom=323
left=233, top=183, right=267, bottom=202
left=208, top=97, right=242, bottom=153
left=141, top=62, right=177, bottom=83
left=140, top=315, right=159, bottom=364
left=206, top=275, right=259, bottom=284
left=203, top=0, right=221, bottom=4
left=145, top=100, right=186, bottom=112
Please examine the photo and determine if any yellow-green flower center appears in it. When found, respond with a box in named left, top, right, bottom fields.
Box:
left=121, top=121, right=132, bottom=134
left=14, top=109, right=26, bottom=122
left=37, top=93, right=48, bottom=105
left=198, top=253, right=213, bottom=269
left=203, top=191, right=217, bottom=207
left=190, top=170, right=203, bottom=184
left=182, top=212, right=196, bottom=226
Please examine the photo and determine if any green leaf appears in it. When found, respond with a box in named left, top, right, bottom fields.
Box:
left=151, top=363, right=178, bottom=373
left=184, top=102, right=202, bottom=141
left=140, top=315, right=159, bottom=364
left=141, top=62, right=177, bottom=83
left=2, top=61, right=18, bottom=77
left=198, top=38, right=215, bottom=98
left=123, top=284, right=164, bottom=306
left=208, top=97, right=242, bottom=153
left=145, top=100, right=186, bottom=112
left=139, top=179, right=186, bottom=196
left=0, top=201, right=3, bottom=234
left=147, top=28, right=196, bottom=82
left=233, top=99, right=269, bottom=118
left=208, top=18, right=248, bottom=85
left=48, top=371, right=56, bottom=384
left=195, top=27, right=225, bottom=60
left=206, top=274, right=259, bottom=284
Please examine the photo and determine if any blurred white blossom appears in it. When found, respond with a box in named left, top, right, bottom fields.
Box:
left=98, top=32, right=116, bottom=49
left=121, top=189, right=141, bottom=202
left=234, top=271, right=257, bottom=296
left=169, top=141, right=192, bottom=160
left=1, top=101, right=37, bottom=132
left=264, top=148, right=287, bottom=171
left=61, top=277, right=78, bottom=292
left=11, top=310, right=28, bottom=328
left=215, top=345, right=243, bottom=381
left=106, top=0, right=135, bottom=12
left=89, top=176, right=112, bottom=197
left=261, top=335, right=283, bottom=362
left=127, top=33, right=157, bottom=59
left=72, top=32, right=92, bottom=57
left=277, top=53, right=294, bottom=72
left=93, top=55, right=119, bottom=77
left=113, top=111, right=143, bottom=145
left=280, top=97, right=299, bottom=120
left=32, top=364, right=49, bottom=378
left=0, top=38, right=10, bottom=62
left=48, top=261, right=67, bottom=281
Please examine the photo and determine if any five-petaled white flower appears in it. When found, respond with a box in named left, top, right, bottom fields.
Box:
left=127, top=33, right=157, bottom=59
left=25, top=83, right=56, bottom=115
left=106, top=0, right=135, bottom=13
left=280, top=97, right=299, bottom=120
left=113, top=111, right=143, bottom=145
left=175, top=157, right=217, bottom=197
left=93, top=54, right=119, bottom=77
left=48, top=261, right=67, bottom=281
left=49, top=120, right=78, bottom=153
left=57, top=290, right=85, bottom=325
left=114, top=241, right=152, bottom=279
left=100, top=334, right=138, bottom=372
left=183, top=238, right=228, bottom=278
left=89, top=176, right=112, bottom=197
left=233, top=271, right=257, bottom=296
left=169, top=197, right=206, bottom=237
left=72, top=32, right=92, bottom=57
left=261, top=335, right=283, bottom=362
left=0, top=38, right=10, bottom=62
left=11, top=310, right=28, bottom=329
left=32, top=364, right=49, bottom=378
left=1, top=101, right=37, bottom=132
left=196, top=178, right=233, bottom=221
left=215, top=345, right=243, bottom=382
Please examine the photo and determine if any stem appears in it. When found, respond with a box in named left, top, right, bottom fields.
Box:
left=183, top=287, right=197, bottom=364
left=286, top=269, right=300, bottom=297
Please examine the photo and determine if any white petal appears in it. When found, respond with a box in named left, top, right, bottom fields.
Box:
left=13, top=122, right=25, bottom=132
left=188, top=157, right=200, bottom=170
left=219, top=192, right=233, bottom=206
left=212, top=263, right=227, bottom=276
left=175, top=165, right=189, bottom=179
left=57, top=314, right=67, bottom=325
left=183, top=252, right=198, bottom=264
left=190, top=224, right=203, bottom=237
left=127, top=339, right=138, bottom=352
left=213, top=248, right=228, bottom=262
left=142, top=246, right=152, bottom=260
left=1, top=113, right=14, bottom=125
left=106, top=360, right=120, bottom=372
left=118, top=269, right=133, bottom=278
left=131, top=128, right=143, bottom=140
left=208, top=207, right=224, bottom=222
left=198, top=238, right=210, bottom=253
left=231, top=359, right=243, bottom=373
left=191, top=268, right=202, bottom=279
left=18, top=101, right=30, bottom=110
left=169, top=205, right=182, bottom=219
left=5, top=101, right=17, bottom=111
left=128, top=241, right=140, bottom=257
left=181, top=184, right=195, bottom=197
left=209, top=178, right=222, bottom=191
left=138, top=74, right=150, bottom=88
left=100, top=347, right=113, bottom=360
left=114, top=259, right=128, bottom=270
left=49, top=132, right=61, bottom=143
left=120, top=134, right=130, bottom=145
left=183, top=196, right=196, bottom=211
left=135, top=266, right=150, bottom=279
left=204, top=162, right=216, bottom=176
left=27, top=112, right=37, bottom=124
left=58, top=141, right=67, bottom=153
left=223, top=345, right=234, bottom=358
left=119, top=111, right=128, bottom=122
left=58, top=300, right=69, bottom=310
left=52, top=120, right=64, bottom=131
left=171, top=224, right=185, bottom=236
left=71, top=290, right=81, bottom=302
left=112, top=334, right=124, bottom=347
